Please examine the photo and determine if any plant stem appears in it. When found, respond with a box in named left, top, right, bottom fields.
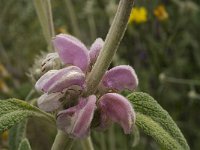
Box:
left=65, top=0, right=81, bottom=38
left=88, top=14, right=97, bottom=41
left=33, top=0, right=55, bottom=51
left=108, top=125, right=115, bottom=150
left=45, top=0, right=55, bottom=41
left=81, top=136, right=94, bottom=150
left=51, top=130, right=74, bottom=150
left=86, top=0, right=134, bottom=95
left=164, top=76, right=200, bottom=86
left=100, top=132, right=107, bottom=150
left=33, top=0, right=49, bottom=43
left=25, top=88, right=35, bottom=101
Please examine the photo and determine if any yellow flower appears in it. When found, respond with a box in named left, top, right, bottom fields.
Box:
left=0, top=80, right=9, bottom=94
left=154, top=5, right=169, bottom=21
left=129, top=7, right=148, bottom=24
left=1, top=131, right=8, bottom=141
left=0, top=64, right=10, bottom=94
left=0, top=64, right=9, bottom=78
left=56, top=26, right=67, bottom=34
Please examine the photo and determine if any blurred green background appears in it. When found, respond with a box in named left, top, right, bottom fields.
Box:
left=0, top=0, right=200, bottom=149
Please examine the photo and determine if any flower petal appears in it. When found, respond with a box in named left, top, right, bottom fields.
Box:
left=98, top=93, right=135, bottom=134
left=57, top=95, right=97, bottom=139
left=53, top=34, right=90, bottom=72
left=35, top=70, right=57, bottom=92
left=89, top=38, right=104, bottom=65
left=100, top=65, right=138, bottom=92
left=37, top=92, right=64, bottom=112
left=35, top=66, right=85, bottom=93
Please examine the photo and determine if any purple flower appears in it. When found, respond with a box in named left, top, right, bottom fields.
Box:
left=98, top=93, right=135, bottom=134
left=99, top=65, right=138, bottom=92
left=35, top=66, right=85, bottom=93
left=57, top=95, right=96, bottom=138
left=35, top=34, right=138, bottom=139
left=89, top=38, right=104, bottom=65
left=37, top=92, right=64, bottom=112
left=53, top=34, right=90, bottom=72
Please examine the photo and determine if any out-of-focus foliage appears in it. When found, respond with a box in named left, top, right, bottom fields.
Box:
left=0, top=0, right=200, bottom=149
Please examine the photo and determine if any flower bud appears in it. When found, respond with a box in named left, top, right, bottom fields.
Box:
left=57, top=95, right=97, bottom=139
left=98, top=93, right=135, bottom=134
left=41, top=53, right=61, bottom=72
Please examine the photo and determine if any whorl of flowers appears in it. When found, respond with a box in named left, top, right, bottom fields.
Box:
left=35, top=34, right=138, bottom=139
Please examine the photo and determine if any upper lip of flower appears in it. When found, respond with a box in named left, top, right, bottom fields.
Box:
left=52, top=34, right=90, bottom=72
left=56, top=95, right=97, bottom=139
left=35, top=66, right=85, bottom=94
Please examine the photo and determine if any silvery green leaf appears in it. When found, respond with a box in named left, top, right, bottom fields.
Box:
left=127, top=92, right=190, bottom=150
left=0, top=99, right=55, bottom=133
left=9, top=120, right=27, bottom=150
left=18, top=138, right=32, bottom=150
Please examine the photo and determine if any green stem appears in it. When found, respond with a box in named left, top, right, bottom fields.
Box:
left=51, top=130, right=74, bottom=150
left=85, top=0, right=134, bottom=95
left=33, top=0, right=55, bottom=51
left=45, top=0, right=55, bottom=40
left=81, top=136, right=94, bottom=150
left=100, top=132, right=107, bottom=150
left=108, top=125, right=115, bottom=150
left=65, top=0, right=81, bottom=38
left=164, top=76, right=200, bottom=86
left=88, top=14, right=97, bottom=41
left=25, top=89, right=35, bottom=101
left=33, top=0, right=49, bottom=43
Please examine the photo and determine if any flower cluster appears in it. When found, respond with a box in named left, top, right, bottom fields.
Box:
left=35, top=34, right=138, bottom=139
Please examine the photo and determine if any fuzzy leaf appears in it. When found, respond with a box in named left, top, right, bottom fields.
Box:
left=0, top=99, right=55, bottom=133
left=127, top=92, right=190, bottom=150
left=9, top=120, right=27, bottom=150
left=18, top=138, right=32, bottom=150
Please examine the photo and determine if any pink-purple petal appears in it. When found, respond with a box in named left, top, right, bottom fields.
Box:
left=53, top=34, right=90, bottom=72
left=56, top=95, right=97, bottom=139
left=35, top=66, right=85, bottom=93
left=37, top=92, right=64, bottom=112
left=35, top=70, right=57, bottom=92
left=89, top=38, right=104, bottom=64
left=100, top=65, right=138, bottom=92
left=98, top=93, right=135, bottom=134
